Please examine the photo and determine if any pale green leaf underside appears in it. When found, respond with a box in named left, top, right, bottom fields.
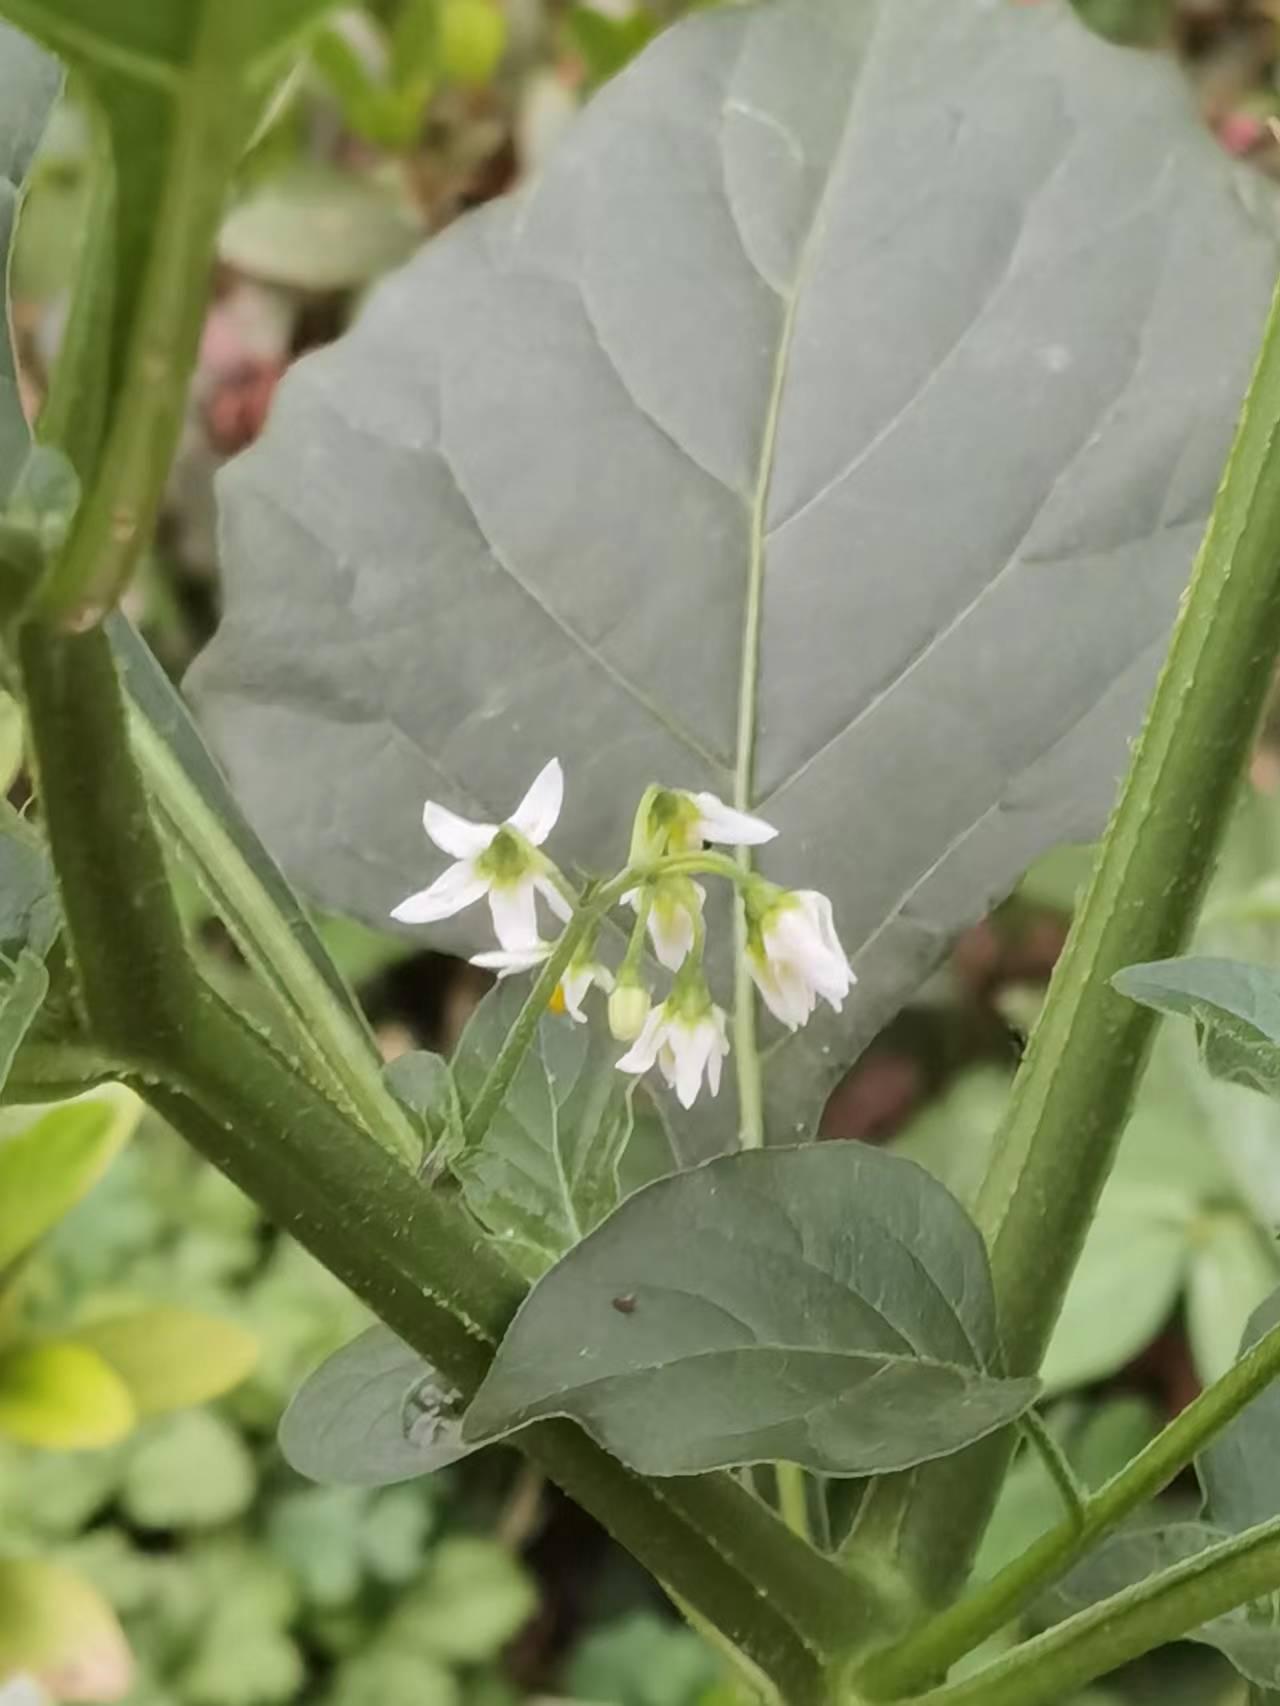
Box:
left=193, top=0, right=1280, bottom=1139
left=1115, top=957, right=1280, bottom=1098
left=451, top=980, right=633, bottom=1276
left=280, top=1323, right=475, bottom=1487
left=464, top=1145, right=1037, bottom=1476
left=0, top=21, right=59, bottom=504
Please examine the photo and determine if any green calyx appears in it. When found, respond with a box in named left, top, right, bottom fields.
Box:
left=629, top=784, right=703, bottom=862
left=475, top=825, right=536, bottom=883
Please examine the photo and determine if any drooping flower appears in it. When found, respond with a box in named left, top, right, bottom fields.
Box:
left=616, top=980, right=730, bottom=1108
left=631, top=786, right=777, bottom=862
left=470, top=941, right=613, bottom=1024
left=745, top=886, right=854, bottom=1030
left=392, top=759, right=571, bottom=950
left=623, top=876, right=705, bottom=972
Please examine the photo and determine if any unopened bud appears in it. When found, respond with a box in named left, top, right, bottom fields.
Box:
left=608, top=982, right=651, bottom=1042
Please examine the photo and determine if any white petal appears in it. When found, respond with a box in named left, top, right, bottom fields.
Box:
left=471, top=944, right=550, bottom=977
left=534, top=872, right=574, bottom=925
left=749, top=953, right=813, bottom=1030
left=488, top=877, right=541, bottom=950
left=561, top=964, right=592, bottom=1022
left=422, top=800, right=496, bottom=858
left=509, top=758, right=564, bottom=846
left=690, top=792, right=778, bottom=846
left=649, top=901, right=694, bottom=972
left=391, top=860, right=487, bottom=924
left=616, top=1007, right=667, bottom=1075
left=671, top=1019, right=714, bottom=1109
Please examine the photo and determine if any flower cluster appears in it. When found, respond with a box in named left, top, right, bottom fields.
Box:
left=392, top=761, right=855, bottom=1108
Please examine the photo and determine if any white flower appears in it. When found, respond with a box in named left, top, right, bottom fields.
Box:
left=686, top=791, right=777, bottom=848
left=470, top=942, right=613, bottom=1024
left=616, top=996, right=730, bottom=1108
left=560, top=957, right=614, bottom=1023
left=624, top=876, right=705, bottom=972
left=608, top=979, right=652, bottom=1042
left=391, top=759, right=572, bottom=950
left=747, top=889, right=855, bottom=1030
left=632, top=786, right=778, bottom=862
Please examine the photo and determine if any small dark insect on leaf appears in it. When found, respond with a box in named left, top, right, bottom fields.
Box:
left=612, top=1294, right=637, bottom=1315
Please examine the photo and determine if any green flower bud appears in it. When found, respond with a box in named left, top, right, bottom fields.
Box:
left=608, top=981, right=651, bottom=1042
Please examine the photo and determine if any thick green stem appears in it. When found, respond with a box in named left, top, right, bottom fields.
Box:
left=845, top=270, right=1280, bottom=1609
left=861, top=1315, right=1280, bottom=1696
left=898, top=1516, right=1280, bottom=1706
left=17, top=623, right=198, bottom=1057
left=34, top=5, right=256, bottom=625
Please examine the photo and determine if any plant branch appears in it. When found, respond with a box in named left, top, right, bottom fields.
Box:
left=844, top=271, right=1280, bottom=1608
left=860, top=1314, right=1280, bottom=1696
left=33, top=5, right=257, bottom=625
left=1019, top=1413, right=1086, bottom=1531
left=894, top=1515, right=1280, bottom=1706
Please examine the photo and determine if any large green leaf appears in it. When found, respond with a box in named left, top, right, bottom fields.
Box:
left=279, top=1324, right=475, bottom=1487
left=1115, top=957, right=1280, bottom=1098
left=0, top=801, right=60, bottom=963
left=193, top=0, right=1280, bottom=1136
left=1198, top=1288, right=1280, bottom=1535
left=0, top=946, right=50, bottom=1095
left=0, top=21, right=59, bottom=504
left=1046, top=1522, right=1280, bottom=1689
left=464, top=1145, right=1037, bottom=1475
left=451, top=980, right=634, bottom=1276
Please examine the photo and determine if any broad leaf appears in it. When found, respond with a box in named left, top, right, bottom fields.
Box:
left=1047, top=1522, right=1280, bottom=1689
left=0, top=1338, right=136, bottom=1448
left=1115, top=957, right=1280, bottom=1098
left=1187, top=1215, right=1278, bottom=1386
left=1040, top=1211, right=1187, bottom=1394
left=0, top=1087, right=141, bottom=1271
left=1199, top=1288, right=1280, bottom=1534
left=451, top=980, right=634, bottom=1276
left=219, top=163, right=421, bottom=293
left=72, top=1306, right=258, bottom=1414
left=193, top=0, right=1280, bottom=1138
left=279, top=1324, right=474, bottom=1487
left=464, top=1145, right=1038, bottom=1476
left=0, top=1558, right=133, bottom=1702
left=0, top=21, right=58, bottom=505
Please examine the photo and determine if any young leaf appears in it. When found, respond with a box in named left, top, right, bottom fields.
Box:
left=0, top=802, right=60, bottom=963
left=279, top=1323, right=476, bottom=1487
left=1045, top=1522, right=1280, bottom=1689
left=0, top=21, right=59, bottom=505
left=0, top=947, right=50, bottom=1095
left=451, top=979, right=634, bottom=1276
left=384, top=1049, right=462, bottom=1159
left=71, top=1306, right=258, bottom=1415
left=0, top=1338, right=136, bottom=1448
left=194, top=0, right=1280, bottom=1137
left=1115, top=957, right=1280, bottom=1098
left=463, top=1145, right=1038, bottom=1476
left=0, top=1088, right=141, bottom=1271
left=0, top=1557, right=133, bottom=1702
left=1198, top=1288, right=1280, bottom=1534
